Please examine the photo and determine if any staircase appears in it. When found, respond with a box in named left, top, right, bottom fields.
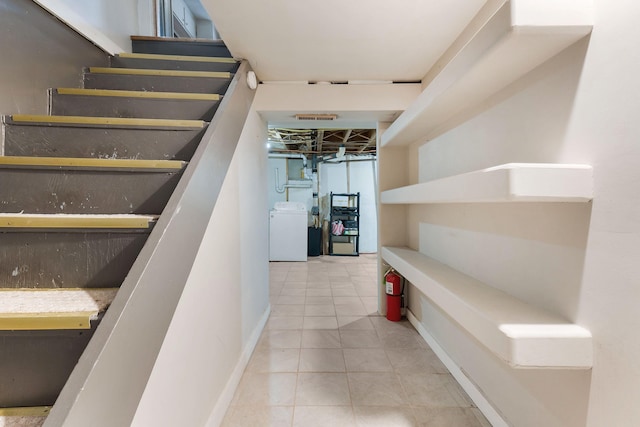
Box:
left=0, top=36, right=238, bottom=426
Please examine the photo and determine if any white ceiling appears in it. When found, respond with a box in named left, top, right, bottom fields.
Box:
left=204, top=0, right=487, bottom=83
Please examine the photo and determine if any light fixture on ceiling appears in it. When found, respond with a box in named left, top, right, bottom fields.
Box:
left=337, top=145, right=346, bottom=158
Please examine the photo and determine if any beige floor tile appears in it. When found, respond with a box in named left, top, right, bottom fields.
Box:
left=337, top=316, right=375, bottom=330
left=303, top=316, right=338, bottom=330
left=293, top=406, right=356, bottom=427
left=279, top=288, right=306, bottom=297
left=386, top=348, right=449, bottom=374
left=413, top=407, right=490, bottom=427
left=340, top=330, right=382, bottom=348
left=330, top=280, right=355, bottom=288
left=232, top=372, right=297, bottom=406
left=305, top=296, right=334, bottom=305
left=333, top=296, right=362, bottom=305
left=267, top=316, right=304, bottom=330
left=354, top=284, right=378, bottom=297
left=299, top=348, right=346, bottom=372
left=308, top=272, right=330, bottom=281
left=286, top=272, right=308, bottom=282
left=328, top=268, right=350, bottom=278
left=306, top=281, right=332, bottom=289
left=304, top=304, right=336, bottom=316
left=277, top=295, right=306, bottom=305
left=332, top=287, right=359, bottom=297
left=378, top=329, right=425, bottom=349
left=344, top=348, right=393, bottom=372
left=353, top=406, right=417, bottom=427
left=306, top=288, right=332, bottom=297
left=296, top=373, right=351, bottom=406
left=222, top=405, right=293, bottom=427
left=360, top=296, right=378, bottom=313
left=282, top=281, right=307, bottom=289
left=348, top=372, right=408, bottom=406
left=301, top=330, right=341, bottom=348
left=399, top=373, right=471, bottom=408
left=246, top=348, right=301, bottom=373
left=335, top=302, right=368, bottom=316
left=271, top=304, right=305, bottom=317
left=259, top=330, right=302, bottom=349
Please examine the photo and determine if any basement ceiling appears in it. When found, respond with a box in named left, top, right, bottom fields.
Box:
left=268, top=128, right=376, bottom=157
left=204, top=0, right=487, bottom=83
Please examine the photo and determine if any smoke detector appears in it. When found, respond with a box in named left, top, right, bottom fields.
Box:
left=295, top=114, right=338, bottom=121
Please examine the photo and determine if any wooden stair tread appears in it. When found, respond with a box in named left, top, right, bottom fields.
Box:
left=116, top=52, right=237, bottom=64
left=88, top=67, right=231, bottom=79
left=4, top=114, right=206, bottom=129
left=0, top=288, right=118, bottom=330
left=55, top=88, right=221, bottom=101
left=0, top=156, right=186, bottom=170
left=0, top=213, right=157, bottom=229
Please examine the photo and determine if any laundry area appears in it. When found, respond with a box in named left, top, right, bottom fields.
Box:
left=267, top=128, right=377, bottom=262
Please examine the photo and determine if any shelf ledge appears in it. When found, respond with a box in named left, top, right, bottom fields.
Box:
left=382, top=246, right=593, bottom=369
left=381, top=0, right=594, bottom=147
left=381, top=163, right=593, bottom=204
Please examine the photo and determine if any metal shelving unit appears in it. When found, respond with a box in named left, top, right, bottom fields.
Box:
left=328, top=192, right=359, bottom=256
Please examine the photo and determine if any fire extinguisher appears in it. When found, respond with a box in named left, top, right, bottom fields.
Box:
left=384, top=269, right=404, bottom=322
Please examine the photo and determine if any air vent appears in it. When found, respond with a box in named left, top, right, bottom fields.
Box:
left=295, top=114, right=338, bottom=121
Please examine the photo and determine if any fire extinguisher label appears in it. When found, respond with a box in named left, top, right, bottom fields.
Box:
left=385, top=281, right=393, bottom=295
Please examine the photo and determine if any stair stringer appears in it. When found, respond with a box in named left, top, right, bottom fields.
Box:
left=44, top=61, right=255, bottom=427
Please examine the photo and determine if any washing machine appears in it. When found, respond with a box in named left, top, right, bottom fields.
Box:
left=269, top=201, right=308, bottom=261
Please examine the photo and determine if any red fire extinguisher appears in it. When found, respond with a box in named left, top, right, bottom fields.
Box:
left=385, top=269, right=403, bottom=322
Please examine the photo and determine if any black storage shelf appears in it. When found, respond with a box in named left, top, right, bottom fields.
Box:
left=328, top=192, right=360, bottom=256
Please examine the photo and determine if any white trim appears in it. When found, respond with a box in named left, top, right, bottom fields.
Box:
left=407, top=309, right=509, bottom=427
left=204, top=304, right=271, bottom=427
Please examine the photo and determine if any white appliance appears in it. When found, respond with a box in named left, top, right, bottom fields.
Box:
left=269, top=201, right=308, bottom=261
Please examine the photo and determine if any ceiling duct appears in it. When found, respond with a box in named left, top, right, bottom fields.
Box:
left=295, top=114, right=338, bottom=121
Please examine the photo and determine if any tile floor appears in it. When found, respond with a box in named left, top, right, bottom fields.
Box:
left=222, top=254, right=491, bottom=427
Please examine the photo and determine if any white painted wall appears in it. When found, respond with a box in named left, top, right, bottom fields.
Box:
left=131, top=106, right=270, bottom=427
left=402, top=1, right=640, bottom=425
left=33, top=0, right=149, bottom=53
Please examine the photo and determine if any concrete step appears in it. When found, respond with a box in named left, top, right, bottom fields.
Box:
left=131, top=35, right=232, bottom=58
left=83, top=67, right=232, bottom=94
left=49, top=88, right=222, bottom=121
left=0, top=214, right=156, bottom=288
left=110, top=52, right=239, bottom=73
left=0, top=156, right=186, bottom=214
left=2, top=115, right=206, bottom=161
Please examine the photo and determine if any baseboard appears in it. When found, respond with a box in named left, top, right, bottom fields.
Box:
left=205, top=304, right=271, bottom=427
left=407, top=309, right=508, bottom=427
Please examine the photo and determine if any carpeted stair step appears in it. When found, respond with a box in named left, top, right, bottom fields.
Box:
left=49, top=88, right=222, bottom=121
left=0, top=288, right=118, bottom=408
left=83, top=67, right=232, bottom=94
left=0, top=214, right=156, bottom=288
left=131, top=35, right=232, bottom=57
left=0, top=156, right=186, bottom=214
left=0, top=407, right=50, bottom=427
left=2, top=115, right=206, bottom=161
left=110, top=52, right=239, bottom=73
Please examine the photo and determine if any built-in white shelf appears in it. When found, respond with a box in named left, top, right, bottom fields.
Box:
left=381, top=0, right=594, bottom=147
left=381, top=163, right=593, bottom=204
left=382, top=246, right=593, bottom=369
